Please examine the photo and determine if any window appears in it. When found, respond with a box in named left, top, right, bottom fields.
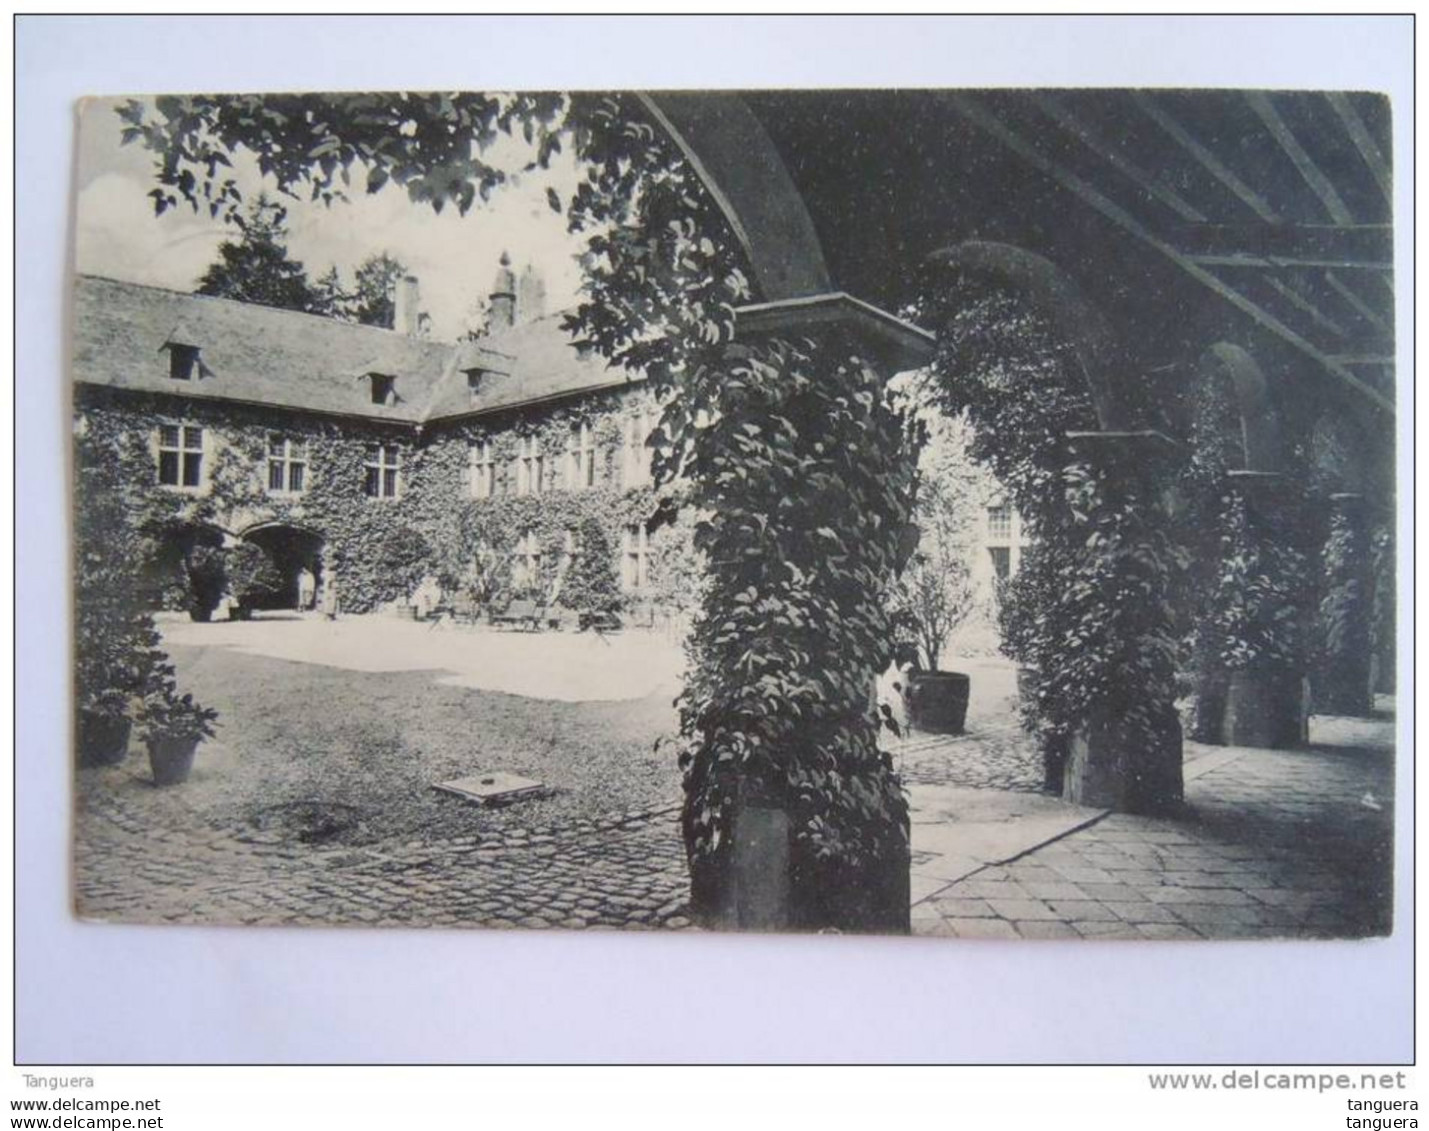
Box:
left=266, top=434, right=307, bottom=494
left=470, top=439, right=496, bottom=499
left=568, top=421, right=595, bottom=489
left=518, top=434, right=544, bottom=497
left=157, top=424, right=203, bottom=488
left=987, top=504, right=1013, bottom=542
left=989, top=546, right=1012, bottom=581
left=624, top=410, right=653, bottom=487
left=465, top=369, right=486, bottom=401
left=364, top=443, right=401, bottom=498
left=621, top=524, right=649, bottom=591
left=369, top=373, right=396, bottom=406
left=167, top=344, right=200, bottom=381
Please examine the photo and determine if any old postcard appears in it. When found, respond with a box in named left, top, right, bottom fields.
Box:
left=71, top=88, right=1395, bottom=939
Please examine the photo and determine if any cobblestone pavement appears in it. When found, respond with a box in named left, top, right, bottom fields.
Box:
left=76, top=791, right=692, bottom=930
left=895, top=719, right=1045, bottom=793
left=76, top=697, right=1394, bottom=939
left=912, top=709, right=1396, bottom=941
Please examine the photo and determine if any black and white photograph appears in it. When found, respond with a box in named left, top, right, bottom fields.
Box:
left=67, top=82, right=1398, bottom=944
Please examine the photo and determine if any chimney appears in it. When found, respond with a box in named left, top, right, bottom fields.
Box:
left=518, top=264, right=546, bottom=324
left=394, top=274, right=421, bottom=336
left=489, top=252, right=516, bottom=331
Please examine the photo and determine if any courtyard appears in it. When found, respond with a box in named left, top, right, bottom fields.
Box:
left=73, top=613, right=1394, bottom=938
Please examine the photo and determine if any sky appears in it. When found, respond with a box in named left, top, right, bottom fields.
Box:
left=73, top=96, right=589, bottom=340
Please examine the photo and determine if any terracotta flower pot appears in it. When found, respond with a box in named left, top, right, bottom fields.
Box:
left=147, top=734, right=201, bottom=786
left=903, top=671, right=970, bottom=734
left=77, top=710, right=132, bottom=768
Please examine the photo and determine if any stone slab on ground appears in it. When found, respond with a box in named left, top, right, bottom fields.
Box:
left=908, top=784, right=1105, bottom=895
left=433, top=771, right=546, bottom=806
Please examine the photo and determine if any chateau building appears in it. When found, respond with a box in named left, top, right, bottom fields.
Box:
left=71, top=257, right=685, bottom=619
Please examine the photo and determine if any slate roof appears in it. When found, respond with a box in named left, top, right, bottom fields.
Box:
left=425, top=313, right=631, bottom=420
left=71, top=274, right=632, bottom=426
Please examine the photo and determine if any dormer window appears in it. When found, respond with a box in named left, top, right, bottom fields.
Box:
left=465, top=369, right=485, bottom=401
left=167, top=343, right=201, bottom=381
left=369, top=373, right=397, bottom=406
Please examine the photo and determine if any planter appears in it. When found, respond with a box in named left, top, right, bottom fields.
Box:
left=1223, top=670, right=1308, bottom=748
left=698, top=793, right=911, bottom=935
left=1064, top=704, right=1183, bottom=814
left=76, top=710, right=132, bottom=768
left=188, top=607, right=213, bottom=623
left=147, top=734, right=201, bottom=786
left=903, top=671, right=970, bottom=734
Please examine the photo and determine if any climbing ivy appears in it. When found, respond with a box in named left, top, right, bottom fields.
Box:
left=73, top=383, right=692, bottom=617
left=917, top=274, right=1190, bottom=808
left=562, top=95, right=922, bottom=926
left=671, top=337, right=920, bottom=928
left=1316, top=500, right=1374, bottom=715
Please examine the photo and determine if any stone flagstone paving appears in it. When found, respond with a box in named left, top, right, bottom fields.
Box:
left=911, top=710, right=1396, bottom=940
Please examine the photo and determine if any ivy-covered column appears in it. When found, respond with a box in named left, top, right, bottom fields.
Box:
left=679, top=331, right=921, bottom=933
left=1056, top=432, right=1185, bottom=814
left=1315, top=493, right=1376, bottom=717
left=1212, top=472, right=1312, bottom=748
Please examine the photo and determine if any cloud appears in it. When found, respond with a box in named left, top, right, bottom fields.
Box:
left=75, top=96, right=590, bottom=339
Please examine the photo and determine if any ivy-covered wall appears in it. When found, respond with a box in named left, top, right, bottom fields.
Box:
left=74, top=382, right=695, bottom=617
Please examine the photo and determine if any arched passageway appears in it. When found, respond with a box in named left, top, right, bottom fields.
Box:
left=238, top=523, right=325, bottom=612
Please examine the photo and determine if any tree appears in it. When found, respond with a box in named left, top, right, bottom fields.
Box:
left=309, top=266, right=352, bottom=319
left=195, top=194, right=319, bottom=313
left=351, top=252, right=408, bottom=328
left=891, top=477, right=977, bottom=672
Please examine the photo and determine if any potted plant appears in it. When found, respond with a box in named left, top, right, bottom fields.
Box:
left=890, top=479, right=977, bottom=734
left=139, top=668, right=218, bottom=786
left=74, top=535, right=152, bottom=767
left=75, top=689, right=135, bottom=768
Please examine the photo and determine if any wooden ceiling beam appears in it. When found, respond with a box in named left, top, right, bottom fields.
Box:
left=1263, top=276, right=1349, bottom=342
left=1029, top=93, right=1207, bottom=222
left=1326, top=92, right=1393, bottom=207
left=1244, top=91, right=1355, bottom=225
left=1326, top=271, right=1394, bottom=337
left=1131, top=92, right=1279, bottom=224
left=944, top=92, right=1393, bottom=415
left=1169, top=221, right=1391, bottom=265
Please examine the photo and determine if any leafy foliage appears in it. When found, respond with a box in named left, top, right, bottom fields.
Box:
left=350, top=252, right=409, bottom=329
left=117, top=92, right=566, bottom=222
left=1176, top=368, right=1317, bottom=740
left=1315, top=500, right=1373, bottom=713
left=195, top=194, right=321, bottom=313
left=888, top=474, right=976, bottom=672
left=74, top=425, right=162, bottom=721
left=561, top=516, right=623, bottom=624
left=919, top=274, right=1188, bottom=802
left=139, top=648, right=219, bottom=742
left=225, top=541, right=286, bottom=608
left=74, top=420, right=217, bottom=752
left=668, top=337, right=921, bottom=926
